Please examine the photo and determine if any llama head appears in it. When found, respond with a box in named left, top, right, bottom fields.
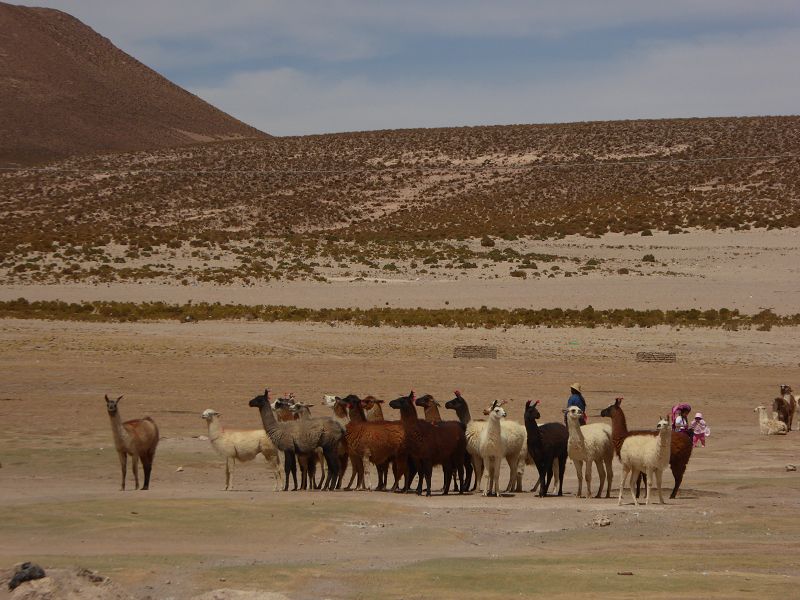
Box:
left=656, top=416, right=670, bottom=430
left=566, top=405, right=583, bottom=421
left=445, top=392, right=466, bottom=410
left=486, top=400, right=507, bottom=420
left=389, top=392, right=414, bottom=410
left=248, top=389, right=270, bottom=408
left=104, top=394, right=123, bottom=414
left=780, top=384, right=792, bottom=396
left=524, top=400, right=541, bottom=420
left=414, top=394, right=438, bottom=408
left=362, top=396, right=384, bottom=410
left=290, top=402, right=313, bottom=415
left=600, top=397, right=623, bottom=418
left=322, top=394, right=341, bottom=408
left=201, top=409, right=220, bottom=421
left=274, top=396, right=296, bottom=410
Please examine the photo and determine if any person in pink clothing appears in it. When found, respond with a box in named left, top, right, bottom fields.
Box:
left=690, top=412, right=711, bottom=447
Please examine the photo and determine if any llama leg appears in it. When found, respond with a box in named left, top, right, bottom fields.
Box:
left=284, top=451, right=297, bottom=491
left=655, top=469, right=665, bottom=504
left=605, top=457, right=613, bottom=498
left=557, top=457, right=565, bottom=496
left=573, top=459, right=583, bottom=498
left=669, top=462, right=685, bottom=499
left=132, top=455, right=140, bottom=490
left=593, top=460, right=605, bottom=499
left=225, top=458, right=232, bottom=490
left=141, top=453, right=153, bottom=490
left=474, top=456, right=485, bottom=493
left=630, top=469, right=641, bottom=506
left=617, top=467, right=627, bottom=505
left=584, top=461, right=593, bottom=499
left=425, top=463, right=433, bottom=497
left=118, top=452, right=127, bottom=491
left=504, top=454, right=518, bottom=493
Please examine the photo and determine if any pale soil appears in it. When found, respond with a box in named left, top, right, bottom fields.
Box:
left=2, top=229, right=800, bottom=312
left=1, top=319, right=799, bottom=599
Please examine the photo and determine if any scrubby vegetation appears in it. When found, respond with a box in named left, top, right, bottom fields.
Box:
left=1, top=117, right=798, bottom=265
left=1, top=299, right=797, bottom=330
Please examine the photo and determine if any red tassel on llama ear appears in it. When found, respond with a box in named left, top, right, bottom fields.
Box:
left=410, top=390, right=415, bottom=401
left=454, top=390, right=461, bottom=397
left=534, top=400, right=541, bottom=406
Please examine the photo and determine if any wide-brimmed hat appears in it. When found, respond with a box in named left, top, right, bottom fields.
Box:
left=570, top=382, right=582, bottom=393
left=694, top=412, right=703, bottom=419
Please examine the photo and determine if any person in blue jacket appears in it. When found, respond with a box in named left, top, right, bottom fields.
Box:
left=566, top=382, right=587, bottom=425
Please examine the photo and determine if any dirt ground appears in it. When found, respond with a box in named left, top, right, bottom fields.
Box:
left=0, top=318, right=799, bottom=599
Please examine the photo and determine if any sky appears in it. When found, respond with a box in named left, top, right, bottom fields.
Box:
left=16, top=1, right=800, bottom=136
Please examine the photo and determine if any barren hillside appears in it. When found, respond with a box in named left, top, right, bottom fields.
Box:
left=2, top=116, right=799, bottom=250
left=0, top=2, right=267, bottom=167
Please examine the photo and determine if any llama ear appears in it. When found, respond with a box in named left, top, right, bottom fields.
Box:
left=410, top=390, right=415, bottom=400
left=104, top=394, right=110, bottom=401
left=534, top=400, right=540, bottom=406
left=454, top=390, right=461, bottom=397
left=525, top=400, right=531, bottom=408
left=116, top=395, right=124, bottom=402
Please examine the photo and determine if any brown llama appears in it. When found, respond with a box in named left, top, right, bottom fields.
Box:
left=774, top=384, right=797, bottom=431
left=104, top=395, right=159, bottom=490
left=600, top=397, right=692, bottom=499
left=389, top=391, right=466, bottom=496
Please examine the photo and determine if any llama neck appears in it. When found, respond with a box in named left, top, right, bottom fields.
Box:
left=486, top=414, right=502, bottom=437
left=424, top=404, right=441, bottom=423
left=366, top=404, right=385, bottom=420
left=258, top=403, right=280, bottom=434
left=453, top=403, right=471, bottom=425
left=525, top=415, right=543, bottom=447
left=108, top=411, right=128, bottom=449
left=399, top=404, right=419, bottom=426
left=610, top=408, right=629, bottom=438
left=566, top=416, right=585, bottom=442
left=207, top=417, right=224, bottom=441
left=348, top=403, right=367, bottom=422
left=333, top=402, right=348, bottom=420
left=758, top=408, right=768, bottom=425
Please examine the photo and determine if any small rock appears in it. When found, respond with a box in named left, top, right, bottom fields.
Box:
left=176, top=466, right=184, bottom=472
left=617, top=571, right=634, bottom=576
left=786, top=464, right=797, bottom=471
left=9, top=562, right=46, bottom=590
left=591, top=515, right=611, bottom=527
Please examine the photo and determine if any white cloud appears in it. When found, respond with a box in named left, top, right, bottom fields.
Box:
left=193, top=29, right=800, bottom=135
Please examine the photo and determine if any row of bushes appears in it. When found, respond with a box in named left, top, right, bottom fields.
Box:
left=0, top=299, right=797, bottom=329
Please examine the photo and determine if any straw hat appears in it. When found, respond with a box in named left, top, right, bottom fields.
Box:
left=570, top=382, right=582, bottom=393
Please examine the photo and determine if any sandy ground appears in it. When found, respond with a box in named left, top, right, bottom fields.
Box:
left=1, top=318, right=799, bottom=599
left=2, top=229, right=800, bottom=312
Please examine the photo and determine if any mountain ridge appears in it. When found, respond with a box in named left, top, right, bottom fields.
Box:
left=0, top=2, right=268, bottom=167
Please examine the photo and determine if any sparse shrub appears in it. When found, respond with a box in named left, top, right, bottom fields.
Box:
left=480, top=235, right=495, bottom=247
left=642, top=254, right=656, bottom=262
left=641, top=230, right=653, bottom=236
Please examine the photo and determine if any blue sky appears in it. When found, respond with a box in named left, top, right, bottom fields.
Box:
left=17, top=1, right=800, bottom=135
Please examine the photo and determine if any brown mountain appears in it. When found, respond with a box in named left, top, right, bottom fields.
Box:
left=0, top=2, right=268, bottom=167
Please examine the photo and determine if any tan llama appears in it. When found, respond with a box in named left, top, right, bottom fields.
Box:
left=105, top=395, right=160, bottom=490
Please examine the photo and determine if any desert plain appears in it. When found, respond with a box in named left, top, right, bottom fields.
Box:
left=1, top=228, right=800, bottom=599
